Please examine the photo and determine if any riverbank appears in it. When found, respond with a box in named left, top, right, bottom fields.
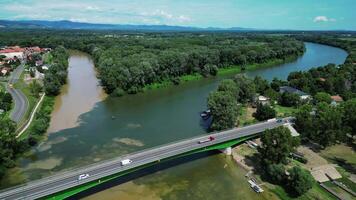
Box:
left=143, top=54, right=300, bottom=91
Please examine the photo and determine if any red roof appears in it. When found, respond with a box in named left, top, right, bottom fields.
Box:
left=330, top=95, right=343, bottom=102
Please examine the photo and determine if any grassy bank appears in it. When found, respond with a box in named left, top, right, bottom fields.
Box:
left=13, top=72, right=39, bottom=129
left=18, top=95, right=55, bottom=141
left=143, top=55, right=299, bottom=92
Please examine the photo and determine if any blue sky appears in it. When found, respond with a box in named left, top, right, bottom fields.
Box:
left=0, top=0, right=355, bottom=30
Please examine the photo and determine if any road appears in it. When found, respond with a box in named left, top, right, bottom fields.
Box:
left=7, top=63, right=29, bottom=123
left=0, top=118, right=292, bottom=200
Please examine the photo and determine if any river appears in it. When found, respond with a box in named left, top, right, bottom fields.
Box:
left=1, top=43, right=347, bottom=199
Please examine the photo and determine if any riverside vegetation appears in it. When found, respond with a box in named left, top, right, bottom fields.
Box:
left=206, top=34, right=356, bottom=198
left=0, top=46, right=69, bottom=179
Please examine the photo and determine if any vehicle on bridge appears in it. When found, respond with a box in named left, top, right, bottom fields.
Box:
left=78, top=174, right=90, bottom=180
left=198, top=136, right=215, bottom=144
left=120, top=159, right=133, bottom=166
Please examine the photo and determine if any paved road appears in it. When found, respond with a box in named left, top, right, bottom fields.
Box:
left=0, top=117, right=292, bottom=200
left=7, top=63, right=29, bottom=123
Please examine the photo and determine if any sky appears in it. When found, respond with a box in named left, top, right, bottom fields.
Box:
left=0, top=0, right=355, bottom=30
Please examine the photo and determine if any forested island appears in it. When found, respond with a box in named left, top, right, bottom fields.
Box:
left=1, top=30, right=305, bottom=95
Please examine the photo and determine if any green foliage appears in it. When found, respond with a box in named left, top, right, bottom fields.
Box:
left=259, top=126, right=300, bottom=165
left=287, top=166, right=315, bottom=196
left=217, top=79, right=240, bottom=100
left=0, top=117, right=20, bottom=178
left=253, top=103, right=276, bottom=121
left=25, top=97, right=55, bottom=144
left=266, top=164, right=286, bottom=184
left=29, top=80, right=43, bottom=98
left=233, top=74, right=256, bottom=103
left=112, top=87, right=126, bottom=97
left=341, top=98, right=356, bottom=137
left=295, top=103, right=344, bottom=147
left=314, top=92, right=331, bottom=104
left=254, top=76, right=270, bottom=94
left=208, top=91, right=239, bottom=131
left=264, top=88, right=280, bottom=102
left=43, top=46, right=69, bottom=96
left=0, top=91, right=12, bottom=112
left=279, top=92, right=300, bottom=107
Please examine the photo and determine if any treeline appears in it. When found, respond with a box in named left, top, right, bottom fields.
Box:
left=90, top=35, right=304, bottom=95
left=43, top=46, right=69, bottom=96
left=0, top=30, right=305, bottom=95
left=295, top=99, right=356, bottom=147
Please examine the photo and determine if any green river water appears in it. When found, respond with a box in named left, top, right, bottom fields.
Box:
left=1, top=43, right=347, bottom=199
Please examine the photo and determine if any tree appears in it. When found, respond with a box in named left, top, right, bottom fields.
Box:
left=288, top=166, right=314, bottom=196
left=253, top=103, right=276, bottom=121
left=265, top=164, right=286, bottom=184
left=259, top=126, right=299, bottom=165
left=234, top=74, right=256, bottom=103
left=342, top=99, right=356, bottom=137
left=314, top=92, right=331, bottom=104
left=29, top=80, right=43, bottom=98
left=217, top=79, right=240, bottom=101
left=264, top=88, right=280, bottom=102
left=314, top=102, right=343, bottom=146
left=254, top=76, right=270, bottom=94
left=279, top=92, right=300, bottom=107
left=294, top=105, right=314, bottom=139
left=0, top=92, right=12, bottom=111
left=208, top=91, right=239, bottom=131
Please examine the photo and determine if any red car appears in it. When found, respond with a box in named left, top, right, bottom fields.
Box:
left=198, top=136, right=215, bottom=144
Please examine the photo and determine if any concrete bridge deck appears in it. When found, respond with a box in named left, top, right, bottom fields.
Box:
left=0, top=117, right=293, bottom=200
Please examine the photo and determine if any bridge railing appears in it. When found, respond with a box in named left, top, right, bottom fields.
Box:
left=0, top=118, right=293, bottom=194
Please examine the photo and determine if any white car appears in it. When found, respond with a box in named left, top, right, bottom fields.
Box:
left=78, top=173, right=90, bottom=180
left=120, top=159, right=133, bottom=166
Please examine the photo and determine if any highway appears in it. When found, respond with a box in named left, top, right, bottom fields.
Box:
left=7, top=63, right=29, bottom=123
left=0, top=117, right=292, bottom=200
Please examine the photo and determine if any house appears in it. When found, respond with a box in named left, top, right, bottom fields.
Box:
left=330, top=95, right=343, bottom=106
left=279, top=86, right=311, bottom=100
left=256, top=95, right=270, bottom=105
left=0, top=46, right=24, bottom=59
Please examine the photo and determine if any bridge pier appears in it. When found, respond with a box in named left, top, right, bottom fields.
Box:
left=220, top=146, right=232, bottom=155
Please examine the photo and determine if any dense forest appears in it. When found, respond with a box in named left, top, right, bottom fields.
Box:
left=0, top=30, right=305, bottom=95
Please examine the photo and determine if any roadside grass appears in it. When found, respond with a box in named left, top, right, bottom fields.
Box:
left=13, top=72, right=39, bottom=129
left=238, top=105, right=257, bottom=126
left=274, top=105, right=297, bottom=117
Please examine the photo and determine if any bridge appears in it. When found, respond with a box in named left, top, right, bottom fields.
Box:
left=0, top=117, right=294, bottom=200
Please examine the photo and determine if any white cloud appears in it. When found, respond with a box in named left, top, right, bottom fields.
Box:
left=313, top=16, right=336, bottom=22
left=140, top=9, right=191, bottom=24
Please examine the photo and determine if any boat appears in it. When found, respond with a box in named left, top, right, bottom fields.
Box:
left=248, top=179, right=264, bottom=193
left=200, top=109, right=211, bottom=119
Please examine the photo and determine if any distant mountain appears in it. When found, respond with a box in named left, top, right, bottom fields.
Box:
left=0, top=20, right=255, bottom=31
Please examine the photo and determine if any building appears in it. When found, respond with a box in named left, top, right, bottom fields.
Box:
left=330, top=95, right=343, bottom=106
left=0, top=46, right=24, bottom=59
left=279, top=86, right=311, bottom=100
left=256, top=95, right=270, bottom=105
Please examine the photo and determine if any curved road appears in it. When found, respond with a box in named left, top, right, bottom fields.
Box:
left=0, top=117, right=293, bottom=200
left=7, top=63, right=29, bottom=123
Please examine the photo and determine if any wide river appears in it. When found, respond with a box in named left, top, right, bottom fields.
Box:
left=2, top=43, right=347, bottom=199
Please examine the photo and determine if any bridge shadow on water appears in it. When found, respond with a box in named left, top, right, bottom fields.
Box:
left=68, top=150, right=220, bottom=199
